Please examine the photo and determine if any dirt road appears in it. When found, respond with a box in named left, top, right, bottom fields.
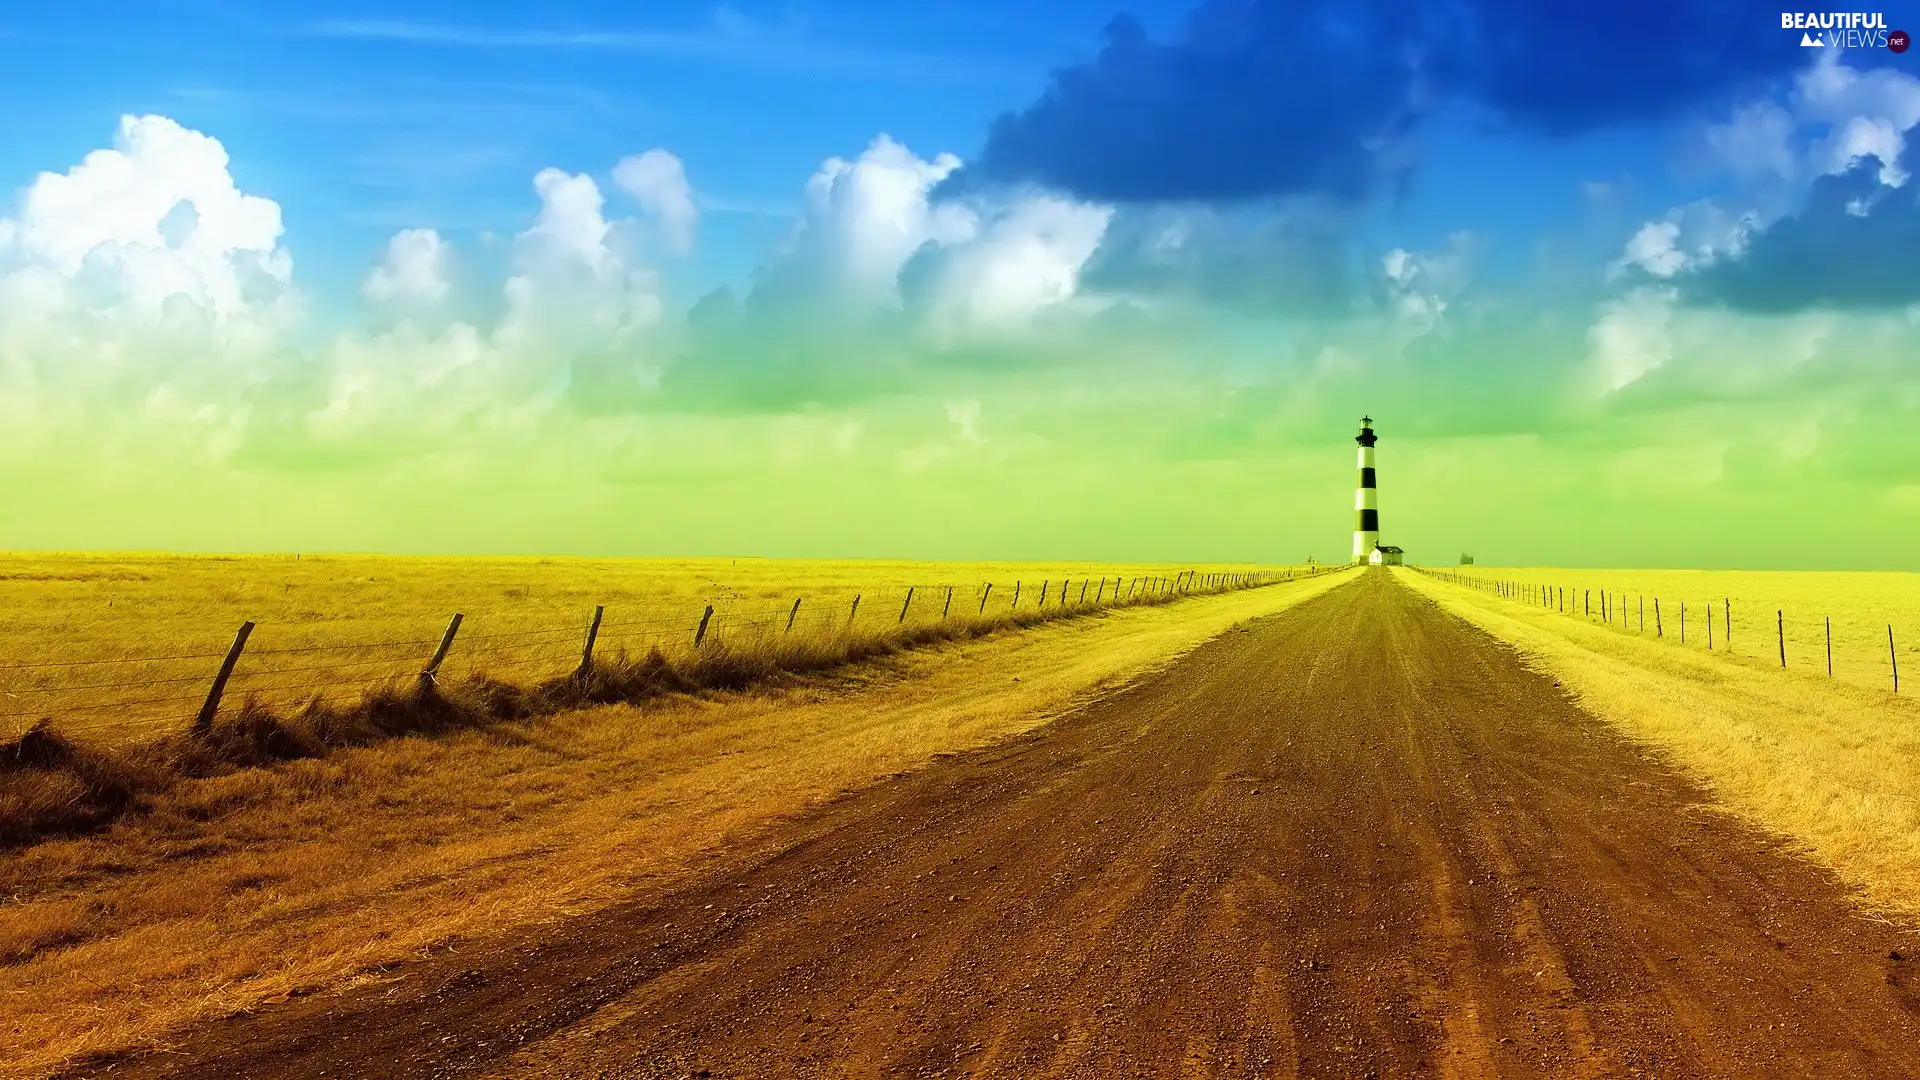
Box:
left=96, top=570, right=1920, bottom=1079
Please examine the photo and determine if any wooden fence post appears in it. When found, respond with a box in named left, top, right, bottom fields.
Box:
left=1825, top=617, right=1832, bottom=677
left=1891, top=625, right=1900, bottom=693
left=978, top=583, right=992, bottom=614
left=1726, top=599, right=1732, bottom=652
left=1708, top=604, right=1714, bottom=651
left=1040, top=580, right=1049, bottom=605
left=421, top=613, right=462, bottom=687
left=1777, top=610, right=1786, bottom=668
left=942, top=587, right=953, bottom=620
left=1096, top=578, right=1106, bottom=603
left=1012, top=581, right=1021, bottom=608
left=787, top=597, right=803, bottom=632
left=1062, top=579, right=1071, bottom=606
left=694, top=605, right=714, bottom=647
left=1655, top=597, right=1662, bottom=637
left=194, top=620, right=255, bottom=733
left=1079, top=580, right=1089, bottom=605
left=899, top=588, right=915, bottom=624
left=576, top=605, right=605, bottom=676
left=848, top=594, right=861, bottom=627
left=1681, top=602, right=1686, bottom=644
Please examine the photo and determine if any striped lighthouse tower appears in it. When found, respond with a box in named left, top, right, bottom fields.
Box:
left=1352, top=415, right=1379, bottom=563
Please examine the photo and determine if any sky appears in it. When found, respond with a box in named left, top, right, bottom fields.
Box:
left=1, top=0, right=1917, bottom=568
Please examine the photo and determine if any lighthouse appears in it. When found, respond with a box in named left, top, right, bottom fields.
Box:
left=1352, top=416, right=1380, bottom=564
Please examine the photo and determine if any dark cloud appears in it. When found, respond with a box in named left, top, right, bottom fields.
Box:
left=1438, top=0, right=1799, bottom=135
left=952, top=3, right=1431, bottom=203
left=1683, top=129, right=1920, bottom=311
left=955, top=0, right=1805, bottom=204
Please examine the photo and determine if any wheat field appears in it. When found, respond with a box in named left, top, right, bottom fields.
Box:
left=0, top=553, right=1286, bottom=744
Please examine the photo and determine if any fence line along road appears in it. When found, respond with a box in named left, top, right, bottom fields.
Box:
left=1412, top=566, right=1908, bottom=695
left=2, top=565, right=1346, bottom=745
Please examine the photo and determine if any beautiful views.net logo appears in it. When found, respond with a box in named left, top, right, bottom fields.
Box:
left=1781, top=11, right=1906, bottom=49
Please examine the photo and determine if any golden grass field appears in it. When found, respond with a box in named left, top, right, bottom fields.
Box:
left=0, top=557, right=1348, bottom=1080
left=0, top=553, right=1285, bottom=744
left=1424, top=565, right=1919, bottom=693
left=1401, top=566, right=1920, bottom=928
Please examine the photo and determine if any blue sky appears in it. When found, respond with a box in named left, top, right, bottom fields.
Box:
left=0, top=0, right=1147, bottom=312
left=0, top=0, right=1718, bottom=308
left=1, top=1, right=1918, bottom=565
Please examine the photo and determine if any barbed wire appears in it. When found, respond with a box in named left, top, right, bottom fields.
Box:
left=0, top=649, right=228, bottom=671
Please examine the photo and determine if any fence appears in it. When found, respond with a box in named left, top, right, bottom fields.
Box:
left=1, top=566, right=1332, bottom=746
left=1411, top=566, right=1908, bottom=695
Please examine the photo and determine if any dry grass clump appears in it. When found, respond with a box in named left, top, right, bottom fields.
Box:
left=0, top=724, right=159, bottom=846
left=1, top=573, right=1290, bottom=849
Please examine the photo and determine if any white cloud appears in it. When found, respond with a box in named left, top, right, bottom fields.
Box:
left=1659, top=53, right=1920, bottom=288
left=747, top=134, right=1111, bottom=339
left=0, top=114, right=683, bottom=458
left=316, top=167, right=668, bottom=444
left=612, top=149, right=698, bottom=254
left=0, top=115, right=298, bottom=451
left=1380, top=232, right=1475, bottom=329
left=1814, top=115, right=1909, bottom=186
left=760, top=135, right=972, bottom=311
left=362, top=228, right=450, bottom=304
left=500, top=167, right=663, bottom=347
left=1617, top=222, right=1686, bottom=278
left=1609, top=201, right=1758, bottom=281
left=1588, top=286, right=1675, bottom=395
left=909, top=193, right=1112, bottom=336
left=0, top=114, right=293, bottom=330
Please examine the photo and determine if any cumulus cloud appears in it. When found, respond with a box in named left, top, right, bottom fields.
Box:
left=612, top=149, right=699, bottom=254
left=0, top=115, right=298, bottom=452
left=748, top=135, right=973, bottom=316
left=667, top=134, right=1120, bottom=410
left=0, top=114, right=293, bottom=331
left=362, top=228, right=450, bottom=304
left=316, top=167, right=669, bottom=442
left=501, top=167, right=663, bottom=344
left=737, top=134, right=1111, bottom=335
left=0, top=113, right=688, bottom=462
left=902, top=193, right=1112, bottom=336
